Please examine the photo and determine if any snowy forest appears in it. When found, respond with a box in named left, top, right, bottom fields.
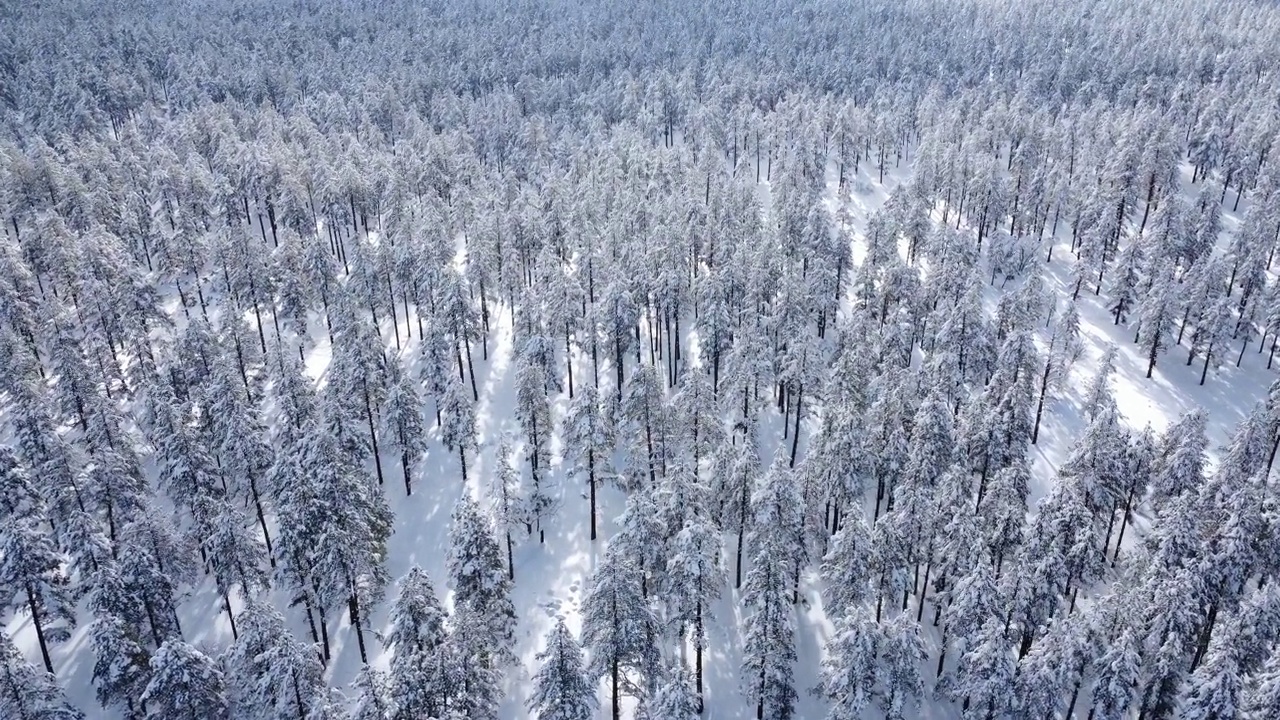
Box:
left=3, top=0, right=1280, bottom=718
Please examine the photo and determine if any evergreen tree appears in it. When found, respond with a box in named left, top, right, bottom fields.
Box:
left=327, top=294, right=389, bottom=486
left=1089, top=620, right=1142, bottom=720
left=308, top=397, right=393, bottom=665
left=195, top=496, right=268, bottom=639
left=877, top=611, right=925, bottom=720
left=1243, top=651, right=1280, bottom=718
left=818, top=604, right=880, bottom=720
left=0, top=508, right=76, bottom=675
left=381, top=353, right=426, bottom=496
left=514, top=336, right=555, bottom=542
left=820, top=512, right=874, bottom=618
left=953, top=618, right=1016, bottom=719
left=487, top=439, right=525, bottom=581
left=205, top=349, right=276, bottom=566
left=1015, top=610, right=1093, bottom=719
left=446, top=496, right=517, bottom=666
left=649, top=665, right=699, bottom=720
left=612, top=485, right=667, bottom=599
left=225, top=600, right=325, bottom=720
left=563, top=382, right=614, bottom=541
left=674, top=366, right=726, bottom=473
left=582, top=544, right=660, bottom=720
left=665, top=504, right=723, bottom=711
left=1179, top=631, right=1242, bottom=720
left=1137, top=263, right=1176, bottom=378
left=141, top=640, right=229, bottom=720
left=443, top=603, right=503, bottom=720
left=438, top=372, right=477, bottom=485
left=723, top=426, right=762, bottom=589
left=527, top=619, right=596, bottom=720
left=1193, top=294, right=1235, bottom=385
left=741, top=457, right=802, bottom=720
left=0, top=631, right=84, bottom=720
left=87, top=561, right=153, bottom=719
left=386, top=566, right=450, bottom=720
left=348, top=667, right=393, bottom=720
left=1150, top=410, right=1209, bottom=510
left=621, top=362, right=669, bottom=488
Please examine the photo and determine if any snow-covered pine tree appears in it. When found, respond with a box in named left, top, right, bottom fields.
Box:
left=527, top=618, right=596, bottom=720
left=225, top=600, right=326, bottom=720
left=116, top=527, right=186, bottom=647
left=514, top=335, right=555, bottom=542
left=438, top=371, right=477, bottom=485
left=976, top=457, right=1030, bottom=575
left=722, top=424, right=762, bottom=589
left=442, top=602, right=503, bottom=720
left=0, top=505, right=77, bottom=674
left=612, top=484, right=667, bottom=599
left=1136, top=261, right=1177, bottom=378
left=270, top=340, right=319, bottom=442
left=820, top=510, right=874, bottom=619
left=446, top=495, right=517, bottom=666
left=818, top=604, right=880, bottom=720
left=1, top=375, right=90, bottom=556
left=952, top=618, right=1016, bottom=719
left=1087, top=613, right=1143, bottom=720
left=0, top=447, right=45, bottom=525
left=380, top=351, right=426, bottom=496
left=193, top=496, right=268, bottom=639
left=327, top=291, right=389, bottom=486
left=1242, top=651, right=1280, bottom=718
left=435, top=266, right=482, bottom=402
left=1108, top=234, right=1145, bottom=325
left=877, top=611, right=926, bottom=720
left=488, top=439, right=525, bottom=581
left=303, top=399, right=393, bottom=664
left=621, top=361, right=669, bottom=488
left=0, top=630, right=84, bottom=720
left=1192, top=293, right=1235, bottom=385
left=141, top=640, right=229, bottom=720
left=741, top=455, right=803, bottom=720
left=348, top=667, right=393, bottom=720
left=1015, top=609, right=1093, bottom=719
left=597, top=278, right=639, bottom=403
left=1032, top=300, right=1083, bottom=443
left=673, top=365, right=726, bottom=474
left=1081, top=344, right=1119, bottom=423
left=204, top=349, right=276, bottom=566
left=563, top=382, right=614, bottom=541
left=582, top=543, right=660, bottom=720
left=87, top=560, right=153, bottom=718
left=648, top=664, right=699, bottom=720
left=664, top=501, right=723, bottom=711
left=386, top=566, right=450, bottom=719
left=418, top=312, right=453, bottom=427
left=1150, top=409, right=1209, bottom=511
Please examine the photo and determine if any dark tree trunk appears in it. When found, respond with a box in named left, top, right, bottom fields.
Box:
left=363, top=384, right=385, bottom=485
left=349, top=593, right=368, bottom=664
left=1032, top=359, right=1051, bottom=444
left=27, top=587, right=54, bottom=674
left=789, top=385, right=803, bottom=467
left=588, top=448, right=597, bottom=541
left=224, top=590, right=239, bottom=639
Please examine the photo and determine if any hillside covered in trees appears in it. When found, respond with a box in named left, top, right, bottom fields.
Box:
left=3, top=0, right=1280, bottom=718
